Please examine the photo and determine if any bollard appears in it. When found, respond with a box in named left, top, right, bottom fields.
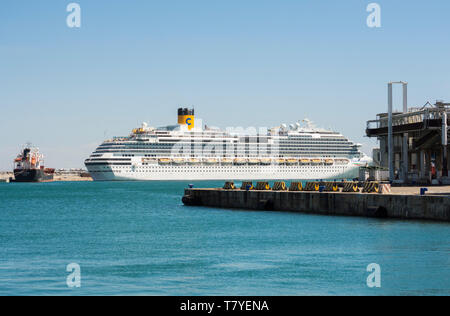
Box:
left=289, top=182, right=303, bottom=191
left=420, top=188, right=428, bottom=196
left=256, top=182, right=271, bottom=190
left=323, top=182, right=339, bottom=192
left=188, top=184, right=194, bottom=189
left=272, top=181, right=287, bottom=191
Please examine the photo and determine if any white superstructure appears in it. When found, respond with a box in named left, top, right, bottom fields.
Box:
left=85, top=108, right=370, bottom=181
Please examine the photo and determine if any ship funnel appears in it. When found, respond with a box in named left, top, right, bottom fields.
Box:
left=178, top=107, right=195, bottom=130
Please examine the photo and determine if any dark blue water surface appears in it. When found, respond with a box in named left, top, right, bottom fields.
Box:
left=0, top=181, right=448, bottom=295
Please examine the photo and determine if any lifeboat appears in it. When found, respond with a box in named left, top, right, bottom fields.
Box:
left=142, top=158, right=157, bottom=164
left=334, top=158, right=350, bottom=165
left=221, top=158, right=233, bottom=165
left=203, top=158, right=219, bottom=165
left=14, top=158, right=22, bottom=163
left=158, top=158, right=172, bottom=165
left=233, top=158, right=248, bottom=165
left=188, top=158, right=201, bottom=165
left=299, top=159, right=310, bottom=165
left=260, top=158, right=272, bottom=165
left=324, top=159, right=334, bottom=165
left=311, top=159, right=322, bottom=165
left=132, top=127, right=145, bottom=134
left=286, top=159, right=298, bottom=165
left=172, top=158, right=186, bottom=165
left=275, top=158, right=286, bottom=165
left=248, top=159, right=260, bottom=165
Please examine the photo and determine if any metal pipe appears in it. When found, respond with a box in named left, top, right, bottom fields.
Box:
left=402, top=83, right=408, bottom=113
left=442, top=111, right=448, bottom=177
left=402, top=83, right=409, bottom=182
left=388, top=83, right=394, bottom=182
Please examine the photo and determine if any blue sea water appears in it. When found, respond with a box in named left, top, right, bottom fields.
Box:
left=0, top=181, right=448, bottom=296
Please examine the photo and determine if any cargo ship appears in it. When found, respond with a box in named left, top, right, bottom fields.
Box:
left=85, top=108, right=371, bottom=181
left=13, top=145, right=54, bottom=182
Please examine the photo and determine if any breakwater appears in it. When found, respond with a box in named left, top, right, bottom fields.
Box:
left=183, top=188, right=450, bottom=222
left=0, top=171, right=92, bottom=182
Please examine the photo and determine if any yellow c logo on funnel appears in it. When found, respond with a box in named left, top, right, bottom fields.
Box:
left=185, top=116, right=194, bottom=130
left=178, top=115, right=194, bottom=130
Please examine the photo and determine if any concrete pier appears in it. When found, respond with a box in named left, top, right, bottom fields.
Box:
left=182, top=188, right=450, bottom=222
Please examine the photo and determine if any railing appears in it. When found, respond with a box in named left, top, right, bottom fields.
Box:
left=366, top=108, right=450, bottom=130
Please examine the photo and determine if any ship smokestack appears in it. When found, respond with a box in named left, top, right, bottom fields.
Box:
left=177, top=107, right=195, bottom=130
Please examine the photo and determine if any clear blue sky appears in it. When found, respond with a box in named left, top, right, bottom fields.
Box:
left=1, top=0, right=450, bottom=170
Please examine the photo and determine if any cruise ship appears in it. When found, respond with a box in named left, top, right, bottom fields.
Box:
left=85, top=108, right=371, bottom=181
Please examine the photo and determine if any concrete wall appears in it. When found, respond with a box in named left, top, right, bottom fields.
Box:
left=183, top=189, right=450, bottom=222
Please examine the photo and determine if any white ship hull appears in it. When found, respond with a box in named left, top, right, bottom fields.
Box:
left=87, top=164, right=360, bottom=181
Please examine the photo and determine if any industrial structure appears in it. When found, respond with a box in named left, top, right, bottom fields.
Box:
left=366, top=82, right=450, bottom=184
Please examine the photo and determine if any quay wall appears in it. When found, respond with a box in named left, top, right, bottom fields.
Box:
left=183, top=189, right=450, bottom=222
